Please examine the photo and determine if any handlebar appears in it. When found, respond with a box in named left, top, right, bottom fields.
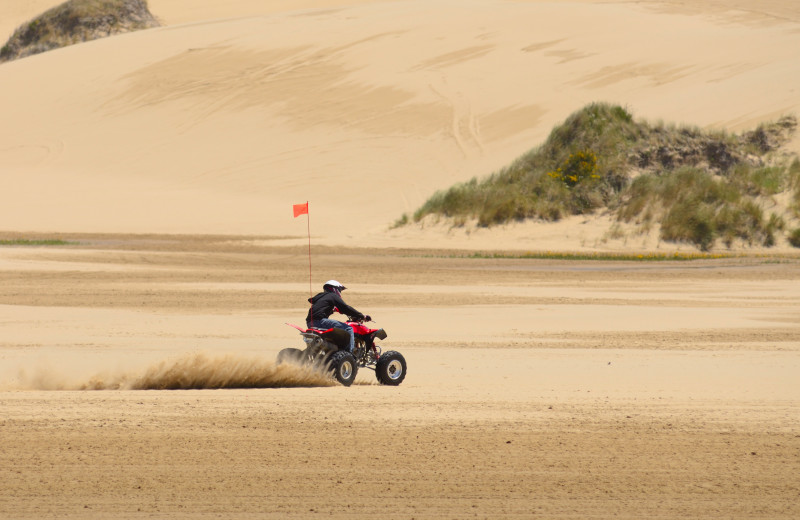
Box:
left=348, top=315, right=372, bottom=323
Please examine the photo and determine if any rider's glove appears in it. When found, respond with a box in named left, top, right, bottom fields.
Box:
left=364, top=315, right=372, bottom=322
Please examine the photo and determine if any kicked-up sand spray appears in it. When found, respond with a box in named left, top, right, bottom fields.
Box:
left=85, top=352, right=337, bottom=390
left=7, top=352, right=337, bottom=390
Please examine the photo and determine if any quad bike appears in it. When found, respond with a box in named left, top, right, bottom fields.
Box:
left=277, top=318, right=407, bottom=387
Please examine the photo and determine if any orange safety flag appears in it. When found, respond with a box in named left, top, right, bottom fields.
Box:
left=293, top=202, right=308, bottom=218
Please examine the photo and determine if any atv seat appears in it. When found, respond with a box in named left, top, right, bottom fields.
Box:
left=286, top=323, right=351, bottom=350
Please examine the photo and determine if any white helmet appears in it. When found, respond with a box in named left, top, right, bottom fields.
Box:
left=323, top=280, right=346, bottom=291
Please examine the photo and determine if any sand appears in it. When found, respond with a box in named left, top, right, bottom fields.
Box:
left=2, top=0, right=800, bottom=517
left=0, top=236, right=799, bottom=518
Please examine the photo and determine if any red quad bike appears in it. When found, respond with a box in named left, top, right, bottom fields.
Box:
left=278, top=318, right=407, bottom=386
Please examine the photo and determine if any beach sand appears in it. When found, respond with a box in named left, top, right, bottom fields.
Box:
left=1, top=236, right=799, bottom=518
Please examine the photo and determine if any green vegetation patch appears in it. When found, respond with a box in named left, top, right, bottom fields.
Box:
left=466, top=250, right=734, bottom=261
left=0, top=239, right=77, bottom=246
left=407, top=103, right=798, bottom=251
left=620, top=167, right=786, bottom=250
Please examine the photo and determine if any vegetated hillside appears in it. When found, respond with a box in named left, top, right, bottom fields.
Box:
left=406, top=103, right=800, bottom=251
left=0, top=0, right=159, bottom=63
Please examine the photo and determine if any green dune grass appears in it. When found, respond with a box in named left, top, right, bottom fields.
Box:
left=403, top=103, right=799, bottom=251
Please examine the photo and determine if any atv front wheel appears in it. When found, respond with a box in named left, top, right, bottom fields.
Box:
left=277, top=347, right=305, bottom=365
left=375, top=351, right=406, bottom=385
left=327, top=351, right=358, bottom=386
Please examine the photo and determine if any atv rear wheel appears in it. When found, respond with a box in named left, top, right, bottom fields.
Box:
left=277, top=347, right=305, bottom=365
left=328, top=350, right=358, bottom=386
left=375, top=351, right=406, bottom=386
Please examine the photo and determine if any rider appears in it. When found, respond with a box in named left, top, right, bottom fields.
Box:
left=306, top=280, right=369, bottom=355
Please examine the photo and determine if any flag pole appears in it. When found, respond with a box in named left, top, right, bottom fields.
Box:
left=305, top=201, right=312, bottom=300
left=293, top=201, right=312, bottom=302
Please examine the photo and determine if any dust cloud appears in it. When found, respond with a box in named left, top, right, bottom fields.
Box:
left=8, top=352, right=336, bottom=390
left=92, top=352, right=336, bottom=390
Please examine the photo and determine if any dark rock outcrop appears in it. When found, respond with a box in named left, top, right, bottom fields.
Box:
left=1, top=0, right=159, bottom=63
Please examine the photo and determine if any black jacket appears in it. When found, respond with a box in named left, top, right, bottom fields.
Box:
left=306, top=291, right=364, bottom=324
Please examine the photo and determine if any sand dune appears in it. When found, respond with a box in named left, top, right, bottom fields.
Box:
left=1, top=0, right=799, bottom=246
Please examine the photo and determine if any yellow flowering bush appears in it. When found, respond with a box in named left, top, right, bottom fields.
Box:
left=548, top=150, right=600, bottom=187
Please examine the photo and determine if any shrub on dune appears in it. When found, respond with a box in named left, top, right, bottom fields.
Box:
left=789, top=228, right=800, bottom=248
left=408, top=102, right=799, bottom=251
